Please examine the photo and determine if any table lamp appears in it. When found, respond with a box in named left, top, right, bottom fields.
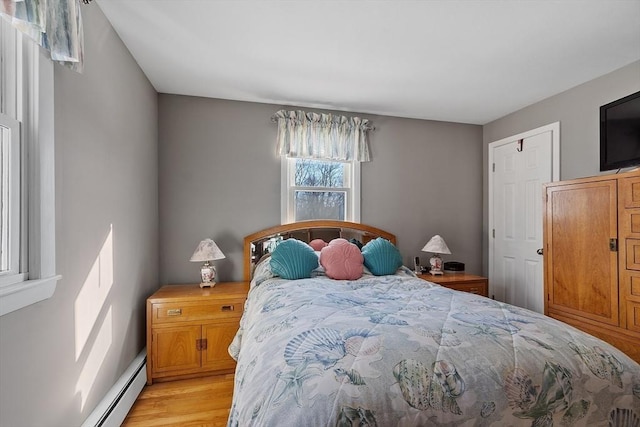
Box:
left=422, top=235, right=451, bottom=275
left=190, top=239, right=226, bottom=287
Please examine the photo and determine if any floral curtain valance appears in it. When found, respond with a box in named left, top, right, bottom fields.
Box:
left=0, top=0, right=85, bottom=71
left=273, top=110, right=373, bottom=162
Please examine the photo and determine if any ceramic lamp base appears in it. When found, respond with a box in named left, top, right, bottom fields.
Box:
left=199, top=263, right=217, bottom=288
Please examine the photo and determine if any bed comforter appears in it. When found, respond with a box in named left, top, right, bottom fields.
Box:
left=228, top=269, right=640, bottom=426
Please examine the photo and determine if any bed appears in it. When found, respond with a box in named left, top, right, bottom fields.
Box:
left=228, top=221, right=640, bottom=426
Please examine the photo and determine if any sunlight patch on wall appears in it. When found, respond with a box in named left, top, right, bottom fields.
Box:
left=76, top=305, right=113, bottom=411
left=74, top=225, right=114, bottom=360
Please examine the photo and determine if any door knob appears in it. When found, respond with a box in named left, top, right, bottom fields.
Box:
left=536, top=248, right=543, bottom=255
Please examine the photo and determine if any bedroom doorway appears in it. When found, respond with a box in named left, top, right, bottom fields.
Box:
left=488, top=122, right=559, bottom=313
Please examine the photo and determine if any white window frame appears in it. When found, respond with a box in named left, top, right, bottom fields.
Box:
left=281, top=157, right=361, bottom=224
left=0, top=114, right=21, bottom=280
left=0, top=19, right=60, bottom=316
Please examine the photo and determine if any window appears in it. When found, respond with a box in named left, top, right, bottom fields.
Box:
left=282, top=157, right=361, bottom=223
left=273, top=109, right=372, bottom=224
left=0, top=114, right=20, bottom=281
left=0, top=18, right=59, bottom=316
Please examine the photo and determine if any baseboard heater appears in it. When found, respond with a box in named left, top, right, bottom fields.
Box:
left=81, top=349, right=147, bottom=427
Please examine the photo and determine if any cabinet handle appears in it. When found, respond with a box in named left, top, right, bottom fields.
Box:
left=221, top=305, right=234, bottom=311
left=167, top=308, right=182, bottom=316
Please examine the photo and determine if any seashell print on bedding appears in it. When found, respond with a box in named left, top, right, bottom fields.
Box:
left=336, top=406, right=378, bottom=427
left=334, top=368, right=366, bottom=385
left=452, top=311, right=527, bottom=334
left=480, top=401, right=496, bottom=418
left=561, top=399, right=590, bottom=426
left=393, top=359, right=464, bottom=414
left=273, top=362, right=322, bottom=406
left=284, top=328, right=346, bottom=368
left=520, top=335, right=554, bottom=351
left=633, top=379, right=640, bottom=398
left=254, top=315, right=297, bottom=342
left=369, top=313, right=408, bottom=325
left=609, top=408, right=639, bottom=427
left=505, top=361, right=591, bottom=426
left=344, top=335, right=382, bottom=356
left=569, top=342, right=624, bottom=388
left=412, top=327, right=462, bottom=347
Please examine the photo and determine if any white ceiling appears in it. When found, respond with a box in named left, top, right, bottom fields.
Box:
left=97, top=0, right=640, bottom=125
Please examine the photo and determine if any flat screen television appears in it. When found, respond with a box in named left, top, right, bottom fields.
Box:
left=600, top=90, right=640, bottom=171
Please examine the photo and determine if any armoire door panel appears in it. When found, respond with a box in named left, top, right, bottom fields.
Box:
left=626, top=239, right=640, bottom=271
left=621, top=176, right=640, bottom=208
left=545, top=180, right=619, bottom=326
left=632, top=275, right=640, bottom=297
left=627, top=302, right=640, bottom=332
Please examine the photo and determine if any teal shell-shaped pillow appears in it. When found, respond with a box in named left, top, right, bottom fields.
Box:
left=361, top=237, right=402, bottom=276
left=270, top=239, right=319, bottom=280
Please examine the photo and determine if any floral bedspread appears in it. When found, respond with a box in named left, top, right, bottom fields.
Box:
left=228, top=270, right=640, bottom=426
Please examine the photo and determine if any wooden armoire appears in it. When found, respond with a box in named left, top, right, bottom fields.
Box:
left=543, top=169, right=640, bottom=363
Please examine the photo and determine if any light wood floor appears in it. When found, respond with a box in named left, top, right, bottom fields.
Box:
left=122, top=374, right=234, bottom=427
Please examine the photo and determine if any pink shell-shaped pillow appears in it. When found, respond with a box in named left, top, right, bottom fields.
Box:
left=320, top=238, right=364, bottom=280
left=309, top=239, right=328, bottom=251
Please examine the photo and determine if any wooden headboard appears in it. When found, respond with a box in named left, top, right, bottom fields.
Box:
left=243, top=220, right=396, bottom=280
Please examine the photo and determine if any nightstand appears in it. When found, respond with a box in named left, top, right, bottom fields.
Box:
left=146, top=281, right=250, bottom=384
left=417, top=273, right=488, bottom=297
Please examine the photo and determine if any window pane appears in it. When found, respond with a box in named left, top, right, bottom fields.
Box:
left=295, top=191, right=345, bottom=221
left=1, top=125, right=9, bottom=272
left=294, top=159, right=345, bottom=187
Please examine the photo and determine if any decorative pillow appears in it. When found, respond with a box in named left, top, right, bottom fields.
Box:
left=270, top=239, right=319, bottom=279
left=361, top=237, right=403, bottom=276
left=309, top=239, right=328, bottom=251
left=320, top=238, right=364, bottom=280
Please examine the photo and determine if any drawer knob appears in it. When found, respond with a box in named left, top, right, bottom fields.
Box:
left=221, top=305, right=234, bottom=312
left=167, top=308, right=182, bottom=316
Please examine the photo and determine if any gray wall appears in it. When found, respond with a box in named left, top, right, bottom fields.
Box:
left=0, top=5, right=158, bottom=427
left=159, top=95, right=484, bottom=284
left=481, top=60, right=640, bottom=275
left=483, top=60, right=640, bottom=181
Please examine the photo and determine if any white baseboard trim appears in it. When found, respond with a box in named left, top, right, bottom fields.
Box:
left=81, top=349, right=147, bottom=427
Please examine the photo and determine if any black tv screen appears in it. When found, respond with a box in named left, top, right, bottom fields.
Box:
left=600, top=90, right=640, bottom=171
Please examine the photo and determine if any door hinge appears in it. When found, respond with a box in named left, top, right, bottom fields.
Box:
left=492, top=229, right=495, bottom=238
left=196, top=338, right=208, bottom=351
left=609, top=238, right=618, bottom=252
left=492, top=163, right=495, bottom=172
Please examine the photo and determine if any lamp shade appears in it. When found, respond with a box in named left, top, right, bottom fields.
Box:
left=421, top=235, right=451, bottom=255
left=190, top=239, right=226, bottom=262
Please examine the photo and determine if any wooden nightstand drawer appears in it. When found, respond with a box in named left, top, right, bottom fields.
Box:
left=152, top=300, right=244, bottom=323
left=444, top=282, right=486, bottom=295
left=418, top=273, right=489, bottom=297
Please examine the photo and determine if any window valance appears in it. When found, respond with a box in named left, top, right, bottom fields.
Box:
left=273, top=110, right=373, bottom=162
left=0, top=0, right=85, bottom=71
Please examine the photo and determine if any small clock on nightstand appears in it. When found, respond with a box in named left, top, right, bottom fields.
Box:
left=417, top=273, right=488, bottom=297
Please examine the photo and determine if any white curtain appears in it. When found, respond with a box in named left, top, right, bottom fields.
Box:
left=274, top=110, right=373, bottom=162
left=0, top=0, right=85, bottom=71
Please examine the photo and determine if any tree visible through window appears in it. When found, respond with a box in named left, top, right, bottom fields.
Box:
left=294, top=159, right=347, bottom=221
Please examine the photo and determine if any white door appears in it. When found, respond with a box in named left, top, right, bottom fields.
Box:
left=489, top=123, right=559, bottom=313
